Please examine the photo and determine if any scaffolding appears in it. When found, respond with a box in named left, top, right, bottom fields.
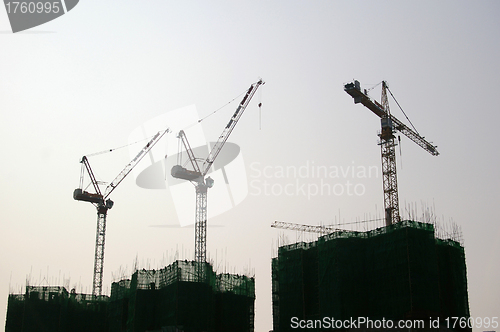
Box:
left=5, top=286, right=109, bottom=332
left=6, top=261, right=255, bottom=332
left=215, top=273, right=256, bottom=332
left=272, top=220, right=470, bottom=332
left=109, top=260, right=255, bottom=332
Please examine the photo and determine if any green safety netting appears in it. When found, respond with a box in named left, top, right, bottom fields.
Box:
left=6, top=261, right=255, bottom=332
left=272, top=221, right=470, bottom=332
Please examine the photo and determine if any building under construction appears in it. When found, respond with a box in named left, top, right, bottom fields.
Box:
left=272, top=220, right=470, bottom=332
left=6, top=260, right=255, bottom=332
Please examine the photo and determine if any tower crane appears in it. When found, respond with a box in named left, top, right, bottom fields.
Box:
left=344, top=80, right=439, bottom=226
left=171, top=79, right=264, bottom=270
left=73, top=128, right=170, bottom=297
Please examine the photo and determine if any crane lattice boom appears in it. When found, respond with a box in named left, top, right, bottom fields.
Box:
left=344, top=81, right=438, bottom=156
left=201, top=79, right=264, bottom=176
left=271, top=221, right=341, bottom=235
left=104, top=129, right=170, bottom=198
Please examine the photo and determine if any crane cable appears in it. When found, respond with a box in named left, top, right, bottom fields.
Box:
left=82, top=128, right=171, bottom=193
left=366, top=82, right=420, bottom=136
left=196, top=81, right=264, bottom=125
left=197, top=90, right=247, bottom=124
left=386, top=86, right=420, bottom=135
left=179, top=88, right=250, bottom=135
left=258, top=85, right=263, bottom=130
left=176, top=84, right=262, bottom=159
left=84, top=132, right=169, bottom=158
left=366, top=81, right=382, bottom=93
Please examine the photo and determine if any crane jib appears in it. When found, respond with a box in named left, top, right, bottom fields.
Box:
left=225, top=82, right=256, bottom=129
left=201, top=80, right=263, bottom=175
left=239, top=87, right=251, bottom=105
left=104, top=129, right=168, bottom=198
left=226, top=106, right=242, bottom=129
left=344, top=80, right=439, bottom=156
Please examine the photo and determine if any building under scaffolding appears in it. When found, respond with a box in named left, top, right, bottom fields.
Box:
left=6, top=260, right=255, bottom=332
left=5, top=286, right=109, bottom=332
left=272, top=220, right=470, bottom=332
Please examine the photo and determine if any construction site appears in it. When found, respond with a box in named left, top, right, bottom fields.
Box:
left=6, top=261, right=255, bottom=332
left=5, top=79, right=471, bottom=331
left=5, top=80, right=263, bottom=332
left=271, top=219, right=469, bottom=331
left=269, top=80, right=470, bottom=331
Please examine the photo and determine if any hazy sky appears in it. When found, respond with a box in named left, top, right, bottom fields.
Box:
left=1, top=1, right=499, bottom=331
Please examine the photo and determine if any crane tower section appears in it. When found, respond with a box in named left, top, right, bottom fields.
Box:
left=171, top=79, right=264, bottom=268
left=74, top=128, right=170, bottom=297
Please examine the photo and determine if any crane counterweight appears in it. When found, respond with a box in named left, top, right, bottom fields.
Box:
left=171, top=165, right=202, bottom=182
left=73, top=188, right=104, bottom=205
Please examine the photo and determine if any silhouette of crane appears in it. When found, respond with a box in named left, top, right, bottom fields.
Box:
left=171, top=80, right=264, bottom=273
left=73, top=128, right=170, bottom=297
left=344, top=80, right=438, bottom=226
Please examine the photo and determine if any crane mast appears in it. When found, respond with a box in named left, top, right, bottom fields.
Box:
left=344, top=80, right=439, bottom=226
left=74, top=128, right=170, bottom=297
left=171, top=79, right=264, bottom=272
left=379, top=81, right=400, bottom=225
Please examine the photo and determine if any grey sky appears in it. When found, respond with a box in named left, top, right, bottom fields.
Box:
left=1, top=1, right=499, bottom=330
